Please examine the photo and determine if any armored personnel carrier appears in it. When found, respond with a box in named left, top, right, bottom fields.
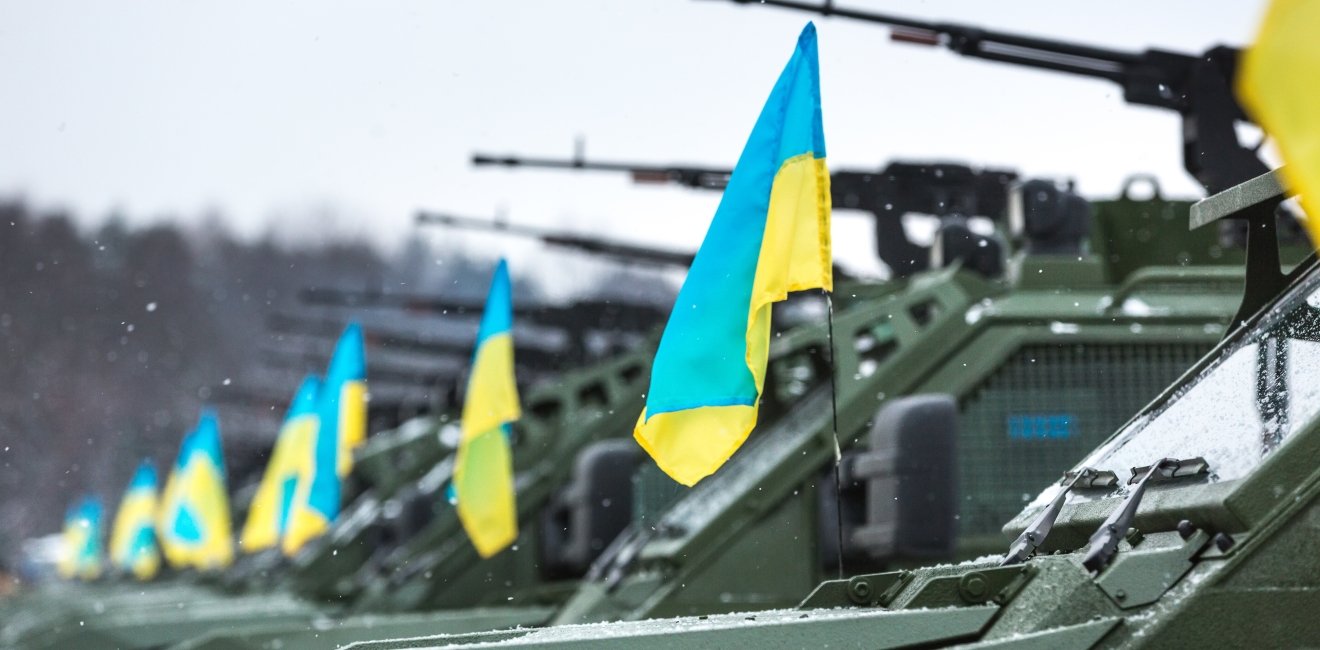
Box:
left=161, top=170, right=1269, bottom=650
left=9, top=9, right=1302, bottom=644
left=331, top=171, right=1320, bottom=650
left=8, top=179, right=1277, bottom=650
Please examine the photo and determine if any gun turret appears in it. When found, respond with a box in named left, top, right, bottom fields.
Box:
left=474, top=154, right=1016, bottom=277
left=718, top=0, right=1264, bottom=195
left=415, top=211, right=694, bottom=269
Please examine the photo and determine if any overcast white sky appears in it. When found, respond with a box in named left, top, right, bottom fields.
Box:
left=0, top=0, right=1269, bottom=295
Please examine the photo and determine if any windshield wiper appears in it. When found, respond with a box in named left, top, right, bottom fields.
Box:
left=1082, top=457, right=1210, bottom=573
left=1002, top=467, right=1117, bottom=566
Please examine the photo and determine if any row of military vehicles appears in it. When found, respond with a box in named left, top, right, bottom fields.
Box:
left=5, top=2, right=1319, bottom=648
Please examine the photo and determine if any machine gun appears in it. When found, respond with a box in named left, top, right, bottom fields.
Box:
left=417, top=210, right=867, bottom=285
left=472, top=152, right=732, bottom=190
left=473, top=153, right=1017, bottom=277
left=716, top=0, right=1264, bottom=196
left=296, top=288, right=668, bottom=366
left=415, top=211, right=694, bottom=269
left=716, top=0, right=1311, bottom=310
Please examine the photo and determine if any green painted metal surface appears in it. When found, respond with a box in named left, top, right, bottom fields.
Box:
left=340, top=605, right=1000, bottom=649
left=8, top=180, right=1306, bottom=649
left=173, top=607, right=554, bottom=650
left=552, top=241, right=1240, bottom=623
left=335, top=171, right=1320, bottom=649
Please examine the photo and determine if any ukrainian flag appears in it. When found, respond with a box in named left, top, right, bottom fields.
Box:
left=157, top=410, right=234, bottom=570
left=157, top=429, right=193, bottom=568
left=109, top=461, right=162, bottom=580
left=58, top=497, right=103, bottom=581
left=454, top=259, right=520, bottom=558
left=282, top=324, right=366, bottom=555
left=635, top=24, right=832, bottom=487
left=1239, top=0, right=1320, bottom=248
left=239, top=375, right=321, bottom=553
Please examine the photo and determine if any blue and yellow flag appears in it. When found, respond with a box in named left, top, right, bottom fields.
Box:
left=239, top=375, right=321, bottom=553
left=157, top=410, right=234, bottom=570
left=454, top=259, right=521, bottom=558
left=282, top=324, right=366, bottom=555
left=58, top=496, right=103, bottom=581
left=1239, top=0, right=1320, bottom=249
left=157, top=429, right=193, bottom=568
left=109, top=461, right=162, bottom=580
left=635, top=24, right=832, bottom=487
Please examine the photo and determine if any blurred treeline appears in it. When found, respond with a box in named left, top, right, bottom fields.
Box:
left=0, top=200, right=547, bottom=555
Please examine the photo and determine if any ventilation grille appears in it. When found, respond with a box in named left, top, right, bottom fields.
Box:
left=956, top=342, right=1210, bottom=537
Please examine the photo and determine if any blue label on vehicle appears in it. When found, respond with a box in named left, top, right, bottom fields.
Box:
left=1008, top=414, right=1074, bottom=440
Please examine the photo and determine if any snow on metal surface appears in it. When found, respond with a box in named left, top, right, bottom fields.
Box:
left=1030, top=270, right=1320, bottom=507
left=428, top=606, right=943, bottom=646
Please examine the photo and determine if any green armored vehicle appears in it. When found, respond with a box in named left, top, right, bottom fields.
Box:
left=177, top=27, right=1308, bottom=622
left=336, top=173, right=1320, bottom=650
left=542, top=177, right=1259, bottom=624
left=15, top=14, right=1298, bottom=646
left=161, top=167, right=1260, bottom=650
left=18, top=176, right=1271, bottom=650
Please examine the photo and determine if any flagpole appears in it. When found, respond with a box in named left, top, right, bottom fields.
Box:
left=824, top=289, right=845, bottom=580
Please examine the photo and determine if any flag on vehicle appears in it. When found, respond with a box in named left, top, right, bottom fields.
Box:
left=634, top=23, right=832, bottom=486
left=1239, top=0, right=1320, bottom=249
left=109, top=461, right=162, bottom=580
left=454, top=259, right=521, bottom=558
left=283, top=324, right=366, bottom=555
left=239, top=375, right=321, bottom=553
left=157, top=410, right=234, bottom=570
left=58, top=496, right=103, bottom=581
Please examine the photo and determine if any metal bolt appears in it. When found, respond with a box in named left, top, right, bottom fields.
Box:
left=1176, top=519, right=1196, bottom=540
left=958, top=572, right=990, bottom=603
left=1213, top=532, right=1236, bottom=552
left=847, top=577, right=873, bottom=604
left=964, top=576, right=987, bottom=597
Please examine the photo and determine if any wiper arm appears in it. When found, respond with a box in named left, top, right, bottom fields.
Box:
left=1002, top=467, right=1117, bottom=566
left=1082, top=457, right=1210, bottom=573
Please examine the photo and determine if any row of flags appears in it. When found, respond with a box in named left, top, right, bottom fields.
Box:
left=54, top=22, right=833, bottom=577
left=60, top=4, right=1317, bottom=581
left=59, top=259, right=524, bottom=578
left=60, top=326, right=370, bottom=580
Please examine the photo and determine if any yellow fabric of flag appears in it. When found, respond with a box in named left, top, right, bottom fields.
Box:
left=1239, top=0, right=1320, bottom=247
left=454, top=259, right=521, bottom=558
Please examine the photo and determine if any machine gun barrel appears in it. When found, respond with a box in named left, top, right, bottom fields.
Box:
left=267, top=312, right=473, bottom=356
left=473, top=150, right=1016, bottom=277
left=416, top=210, right=695, bottom=269
left=720, top=0, right=1263, bottom=193
left=298, top=287, right=482, bottom=316
left=472, top=153, right=731, bottom=189
left=729, top=0, right=1180, bottom=109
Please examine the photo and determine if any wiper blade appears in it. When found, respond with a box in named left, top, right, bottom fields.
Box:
left=1127, top=456, right=1210, bottom=483
left=1002, top=467, right=1114, bottom=566
left=1081, top=456, right=1209, bottom=573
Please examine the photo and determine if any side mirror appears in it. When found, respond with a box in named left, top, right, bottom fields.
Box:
left=821, top=394, right=958, bottom=571
left=539, top=440, right=642, bottom=580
